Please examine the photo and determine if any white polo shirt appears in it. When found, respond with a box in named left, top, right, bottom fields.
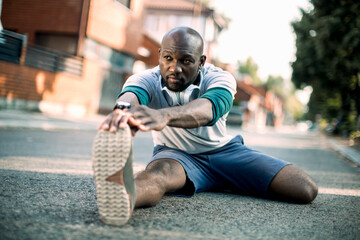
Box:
left=122, top=63, right=237, bottom=154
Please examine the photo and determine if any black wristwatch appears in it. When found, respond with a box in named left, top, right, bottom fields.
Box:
left=113, top=101, right=131, bottom=110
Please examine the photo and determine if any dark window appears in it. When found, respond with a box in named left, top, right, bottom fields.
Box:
left=35, top=32, right=78, bottom=55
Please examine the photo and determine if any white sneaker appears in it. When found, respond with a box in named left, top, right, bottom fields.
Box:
left=92, top=126, right=136, bottom=226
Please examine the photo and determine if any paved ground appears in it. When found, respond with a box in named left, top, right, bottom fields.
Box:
left=0, top=110, right=359, bottom=239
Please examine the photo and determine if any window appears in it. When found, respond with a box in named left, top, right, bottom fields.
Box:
left=35, top=32, right=78, bottom=55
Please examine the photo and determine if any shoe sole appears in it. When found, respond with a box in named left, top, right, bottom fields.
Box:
left=92, top=127, right=134, bottom=226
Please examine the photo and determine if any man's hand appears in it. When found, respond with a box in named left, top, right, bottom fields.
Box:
left=98, top=108, right=149, bottom=136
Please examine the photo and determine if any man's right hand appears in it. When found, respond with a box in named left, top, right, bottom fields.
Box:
left=98, top=109, right=142, bottom=136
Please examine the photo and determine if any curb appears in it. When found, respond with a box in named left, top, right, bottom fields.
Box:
left=327, top=139, right=360, bottom=167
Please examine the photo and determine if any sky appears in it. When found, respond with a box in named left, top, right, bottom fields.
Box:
left=210, top=0, right=313, bottom=81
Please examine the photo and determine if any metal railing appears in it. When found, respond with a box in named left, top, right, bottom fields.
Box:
left=0, top=30, right=83, bottom=76
left=0, top=30, right=25, bottom=64
left=25, top=45, right=83, bottom=76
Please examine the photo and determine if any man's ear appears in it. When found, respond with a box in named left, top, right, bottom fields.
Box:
left=199, top=55, right=207, bottom=68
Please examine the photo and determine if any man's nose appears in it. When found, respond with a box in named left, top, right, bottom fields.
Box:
left=170, top=61, right=182, bottom=73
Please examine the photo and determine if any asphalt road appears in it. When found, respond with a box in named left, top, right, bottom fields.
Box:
left=0, top=127, right=359, bottom=240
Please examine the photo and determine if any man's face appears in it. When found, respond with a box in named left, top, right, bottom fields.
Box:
left=159, top=35, right=205, bottom=92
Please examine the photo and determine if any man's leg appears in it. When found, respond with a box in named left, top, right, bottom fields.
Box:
left=267, top=165, right=318, bottom=204
left=204, top=135, right=318, bottom=204
left=133, top=159, right=187, bottom=208
left=108, top=158, right=187, bottom=208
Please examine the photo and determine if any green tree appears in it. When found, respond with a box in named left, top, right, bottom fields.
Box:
left=237, top=57, right=262, bottom=85
left=266, top=75, right=304, bottom=120
left=286, top=93, right=304, bottom=120
left=266, top=75, right=285, bottom=97
left=291, top=0, right=360, bottom=135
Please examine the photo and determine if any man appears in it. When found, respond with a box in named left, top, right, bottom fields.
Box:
left=92, top=27, right=318, bottom=226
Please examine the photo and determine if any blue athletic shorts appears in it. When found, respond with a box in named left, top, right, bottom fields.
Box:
left=148, top=135, right=290, bottom=198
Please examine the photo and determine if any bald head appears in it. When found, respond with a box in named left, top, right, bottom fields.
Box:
left=161, top=27, right=204, bottom=55
left=158, top=27, right=207, bottom=92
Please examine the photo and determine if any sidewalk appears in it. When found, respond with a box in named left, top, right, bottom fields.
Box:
left=0, top=109, right=103, bottom=131
left=326, top=137, right=360, bottom=167
left=1, top=109, right=359, bottom=167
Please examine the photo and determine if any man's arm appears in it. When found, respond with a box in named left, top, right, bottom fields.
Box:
left=98, top=91, right=213, bottom=134
left=131, top=98, right=213, bottom=131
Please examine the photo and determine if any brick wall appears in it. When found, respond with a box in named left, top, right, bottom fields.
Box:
left=0, top=59, right=101, bottom=115
left=0, top=61, right=45, bottom=102
left=0, top=0, right=147, bottom=115
left=2, top=0, right=83, bottom=44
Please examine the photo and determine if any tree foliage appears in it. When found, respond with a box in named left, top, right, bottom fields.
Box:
left=266, top=75, right=304, bottom=120
left=291, top=0, right=360, bottom=134
left=266, top=75, right=285, bottom=97
left=237, top=57, right=262, bottom=85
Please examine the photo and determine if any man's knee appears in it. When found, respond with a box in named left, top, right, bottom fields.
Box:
left=301, top=178, right=318, bottom=203
left=292, top=172, right=318, bottom=203
left=145, top=159, right=187, bottom=192
left=269, top=165, right=318, bottom=204
left=147, top=159, right=175, bottom=173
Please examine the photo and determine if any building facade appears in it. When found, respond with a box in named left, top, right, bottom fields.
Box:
left=0, top=0, right=146, bottom=115
left=143, top=0, right=227, bottom=63
left=0, top=0, right=226, bottom=115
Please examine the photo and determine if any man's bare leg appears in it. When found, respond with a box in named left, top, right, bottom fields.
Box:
left=267, top=165, right=318, bottom=203
left=109, top=159, right=187, bottom=208
left=134, top=159, right=187, bottom=207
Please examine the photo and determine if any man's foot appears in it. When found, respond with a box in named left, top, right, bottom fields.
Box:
left=92, top=126, right=136, bottom=226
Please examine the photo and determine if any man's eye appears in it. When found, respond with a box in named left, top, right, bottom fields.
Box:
left=164, top=56, right=172, bottom=61
left=184, top=59, right=192, bottom=64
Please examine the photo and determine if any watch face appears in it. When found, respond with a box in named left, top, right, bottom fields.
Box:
left=114, top=101, right=131, bottom=110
